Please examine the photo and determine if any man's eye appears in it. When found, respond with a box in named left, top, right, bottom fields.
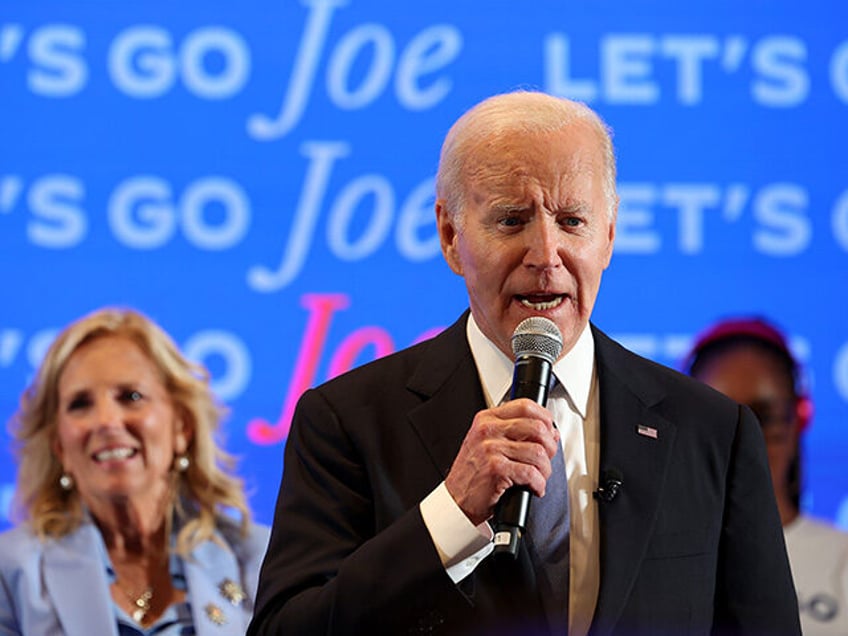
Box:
left=499, top=216, right=522, bottom=227
left=560, top=216, right=582, bottom=228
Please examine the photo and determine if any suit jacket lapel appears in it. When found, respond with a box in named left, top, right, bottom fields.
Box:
left=185, top=533, right=253, bottom=636
left=590, top=327, right=677, bottom=635
left=406, top=311, right=486, bottom=478
left=43, top=524, right=119, bottom=636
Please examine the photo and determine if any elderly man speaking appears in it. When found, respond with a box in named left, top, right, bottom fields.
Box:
left=248, top=91, right=800, bottom=636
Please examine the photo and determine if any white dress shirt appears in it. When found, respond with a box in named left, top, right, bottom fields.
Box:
left=420, top=314, right=600, bottom=635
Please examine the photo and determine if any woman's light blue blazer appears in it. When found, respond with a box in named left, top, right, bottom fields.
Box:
left=0, top=517, right=270, bottom=635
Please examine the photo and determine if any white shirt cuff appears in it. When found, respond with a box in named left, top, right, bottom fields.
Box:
left=419, top=481, right=494, bottom=583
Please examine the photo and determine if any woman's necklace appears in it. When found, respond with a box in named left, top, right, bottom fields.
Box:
left=117, top=582, right=154, bottom=624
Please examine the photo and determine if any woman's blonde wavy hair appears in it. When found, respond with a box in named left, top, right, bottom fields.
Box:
left=8, top=307, right=252, bottom=555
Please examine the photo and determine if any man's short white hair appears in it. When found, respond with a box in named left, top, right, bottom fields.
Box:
left=435, top=90, right=617, bottom=225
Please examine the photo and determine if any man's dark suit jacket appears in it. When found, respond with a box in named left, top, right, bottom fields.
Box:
left=248, top=312, right=800, bottom=635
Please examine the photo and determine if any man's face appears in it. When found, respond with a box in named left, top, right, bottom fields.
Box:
left=437, top=122, right=616, bottom=359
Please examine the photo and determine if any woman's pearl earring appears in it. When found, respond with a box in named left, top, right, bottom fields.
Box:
left=59, top=473, right=74, bottom=491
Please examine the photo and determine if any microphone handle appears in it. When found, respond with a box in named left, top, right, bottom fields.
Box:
left=493, top=355, right=552, bottom=557
left=509, top=355, right=552, bottom=404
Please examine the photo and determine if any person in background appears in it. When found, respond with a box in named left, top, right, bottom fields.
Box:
left=0, top=307, right=270, bottom=635
left=686, top=316, right=848, bottom=635
left=248, top=90, right=800, bottom=635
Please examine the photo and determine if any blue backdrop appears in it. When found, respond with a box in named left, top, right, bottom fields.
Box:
left=2, top=0, right=846, bottom=530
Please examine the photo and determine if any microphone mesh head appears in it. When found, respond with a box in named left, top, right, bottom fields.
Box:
left=511, top=317, right=563, bottom=364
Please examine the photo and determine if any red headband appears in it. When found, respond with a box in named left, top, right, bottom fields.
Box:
left=691, top=318, right=790, bottom=354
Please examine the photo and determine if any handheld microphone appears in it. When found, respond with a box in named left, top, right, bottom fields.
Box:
left=593, top=469, right=624, bottom=503
left=493, top=316, right=563, bottom=557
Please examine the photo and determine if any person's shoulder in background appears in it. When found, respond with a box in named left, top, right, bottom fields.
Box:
left=214, top=514, right=271, bottom=561
left=785, top=514, right=848, bottom=552
left=784, top=514, right=848, bottom=633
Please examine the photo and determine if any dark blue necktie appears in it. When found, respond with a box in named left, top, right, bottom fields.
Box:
left=526, top=382, right=570, bottom=634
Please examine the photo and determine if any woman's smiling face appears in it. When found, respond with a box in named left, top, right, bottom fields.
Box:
left=53, top=334, right=189, bottom=511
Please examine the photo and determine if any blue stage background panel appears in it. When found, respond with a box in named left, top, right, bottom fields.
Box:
left=1, top=0, right=846, bottom=529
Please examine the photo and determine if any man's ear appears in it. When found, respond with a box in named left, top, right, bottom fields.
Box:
left=436, top=200, right=463, bottom=276
left=602, top=197, right=618, bottom=269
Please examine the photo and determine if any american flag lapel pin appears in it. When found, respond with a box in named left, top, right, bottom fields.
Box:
left=637, top=424, right=658, bottom=439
